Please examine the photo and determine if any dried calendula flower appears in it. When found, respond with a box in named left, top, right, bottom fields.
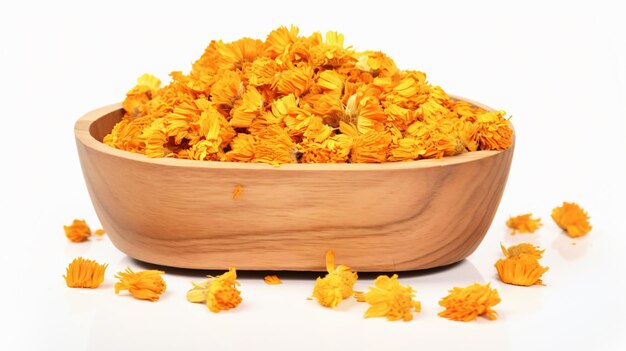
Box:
left=501, top=243, right=544, bottom=260
left=187, top=268, right=242, bottom=312
left=438, top=283, right=500, bottom=322
left=115, top=268, right=166, bottom=301
left=364, top=274, right=421, bottom=321
left=496, top=243, right=549, bottom=286
left=94, top=228, right=106, bottom=236
left=206, top=268, right=242, bottom=312
left=496, top=255, right=549, bottom=286
left=64, top=219, right=91, bottom=242
left=104, top=26, right=513, bottom=165
left=312, top=250, right=358, bottom=308
left=506, top=213, right=542, bottom=234
left=551, top=202, right=592, bottom=237
left=186, top=279, right=210, bottom=303
left=64, top=257, right=107, bottom=288
left=264, top=275, right=282, bottom=285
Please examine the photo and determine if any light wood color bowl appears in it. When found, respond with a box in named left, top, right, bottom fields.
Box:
left=75, top=96, right=514, bottom=272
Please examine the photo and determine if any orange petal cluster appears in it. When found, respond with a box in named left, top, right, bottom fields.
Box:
left=312, top=250, right=358, bottom=307
left=187, top=268, right=243, bottom=312
left=438, top=283, right=500, bottom=321
left=551, top=202, right=592, bottom=237
left=104, top=26, right=512, bottom=165
left=114, top=268, right=167, bottom=301
left=263, top=275, right=282, bottom=285
left=496, top=243, right=549, bottom=286
left=64, top=257, right=107, bottom=288
left=506, top=213, right=542, bottom=234
left=64, top=219, right=91, bottom=242
left=364, top=274, right=421, bottom=321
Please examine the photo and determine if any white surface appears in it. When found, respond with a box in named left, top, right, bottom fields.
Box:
left=1, top=0, right=625, bottom=350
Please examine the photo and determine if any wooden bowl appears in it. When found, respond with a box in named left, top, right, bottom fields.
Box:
left=75, top=96, right=514, bottom=272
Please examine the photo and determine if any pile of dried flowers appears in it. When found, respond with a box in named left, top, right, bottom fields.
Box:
left=103, top=26, right=513, bottom=165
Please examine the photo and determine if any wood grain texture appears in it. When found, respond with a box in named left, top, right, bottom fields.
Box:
left=74, top=96, right=514, bottom=272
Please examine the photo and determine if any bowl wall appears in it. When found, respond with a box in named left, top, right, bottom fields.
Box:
left=75, top=98, right=514, bottom=271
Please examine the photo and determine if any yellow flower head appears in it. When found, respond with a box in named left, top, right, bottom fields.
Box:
left=496, top=255, right=549, bottom=286
left=438, top=283, right=500, bottom=322
left=186, top=279, right=210, bottom=303
left=225, top=133, right=256, bottom=162
left=364, top=274, right=421, bottom=321
left=210, top=70, right=243, bottom=107
left=496, top=243, right=548, bottom=286
left=501, top=243, right=544, bottom=260
left=264, top=275, right=282, bottom=285
left=299, top=134, right=353, bottom=163
left=231, top=87, right=264, bottom=128
left=350, top=131, right=392, bottom=163
left=187, top=268, right=242, bottom=313
left=64, top=257, right=107, bottom=288
left=264, top=25, right=299, bottom=57
left=122, top=73, right=161, bottom=118
left=475, top=110, right=513, bottom=150
left=312, top=250, right=358, bottom=308
left=252, top=125, right=295, bottom=166
left=317, top=70, right=344, bottom=94
left=206, top=268, right=242, bottom=312
left=273, top=66, right=313, bottom=97
left=506, top=213, right=542, bottom=234
left=115, top=268, right=166, bottom=302
left=551, top=202, right=592, bottom=237
left=64, top=219, right=91, bottom=243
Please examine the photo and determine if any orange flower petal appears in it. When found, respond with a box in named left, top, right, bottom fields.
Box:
left=64, top=257, right=107, bottom=288
left=264, top=275, right=282, bottom=285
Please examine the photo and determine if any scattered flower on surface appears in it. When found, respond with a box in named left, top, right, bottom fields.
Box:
left=186, top=279, right=210, bottom=303
left=64, top=257, right=107, bottom=288
left=364, top=274, right=421, bottom=321
left=496, top=255, right=549, bottom=287
left=496, top=243, right=548, bottom=286
left=94, top=228, right=106, bottom=236
left=312, top=250, right=358, bottom=308
left=64, top=219, right=91, bottom=242
left=506, top=213, right=542, bottom=234
left=264, top=275, right=282, bottom=285
left=501, top=243, right=544, bottom=260
left=551, top=202, right=592, bottom=237
left=438, top=283, right=500, bottom=322
left=187, top=268, right=242, bottom=312
left=115, top=268, right=166, bottom=301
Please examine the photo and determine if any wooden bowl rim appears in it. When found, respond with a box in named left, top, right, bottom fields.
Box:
left=75, top=95, right=513, bottom=171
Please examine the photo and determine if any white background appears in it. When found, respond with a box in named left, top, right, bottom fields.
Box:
left=1, top=0, right=625, bottom=350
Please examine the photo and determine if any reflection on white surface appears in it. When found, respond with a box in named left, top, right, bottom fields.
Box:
left=551, top=230, right=592, bottom=261
left=496, top=283, right=545, bottom=314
